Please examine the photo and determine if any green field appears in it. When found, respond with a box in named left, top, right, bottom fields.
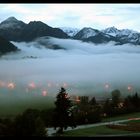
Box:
left=62, top=125, right=138, bottom=137
left=120, top=119, right=140, bottom=124
left=0, top=95, right=55, bottom=118
left=61, top=112, right=140, bottom=137
left=102, top=112, right=140, bottom=122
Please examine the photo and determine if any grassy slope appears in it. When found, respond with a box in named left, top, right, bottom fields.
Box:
left=102, top=112, right=140, bottom=122
left=62, top=112, right=140, bottom=137
left=62, top=125, right=135, bottom=137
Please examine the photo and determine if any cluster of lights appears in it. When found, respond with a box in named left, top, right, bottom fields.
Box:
left=0, top=80, right=68, bottom=88
left=28, top=82, right=36, bottom=89
left=104, top=83, right=133, bottom=92
left=0, top=80, right=135, bottom=97
left=0, top=81, right=16, bottom=89
left=0, top=80, right=69, bottom=97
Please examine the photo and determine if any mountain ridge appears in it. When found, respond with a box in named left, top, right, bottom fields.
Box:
left=1, top=17, right=140, bottom=45
left=73, top=26, right=140, bottom=45
left=0, top=17, right=69, bottom=42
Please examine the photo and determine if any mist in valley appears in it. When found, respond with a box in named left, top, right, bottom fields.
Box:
left=0, top=37, right=140, bottom=116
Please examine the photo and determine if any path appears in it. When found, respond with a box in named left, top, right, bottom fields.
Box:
left=47, top=117, right=140, bottom=136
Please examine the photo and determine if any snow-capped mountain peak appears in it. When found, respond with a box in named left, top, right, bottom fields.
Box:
left=120, top=29, right=138, bottom=36
left=59, top=27, right=80, bottom=37
left=74, top=27, right=99, bottom=39
left=0, top=16, right=26, bottom=29
left=102, top=26, right=139, bottom=37
left=102, top=26, right=120, bottom=37
left=81, top=27, right=99, bottom=38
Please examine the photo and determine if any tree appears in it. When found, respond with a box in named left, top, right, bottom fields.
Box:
left=35, top=117, right=46, bottom=136
left=111, top=89, right=121, bottom=108
left=103, top=98, right=113, bottom=116
left=79, top=96, right=89, bottom=105
left=87, top=105, right=102, bottom=123
left=0, top=118, right=14, bottom=136
left=132, top=92, right=140, bottom=109
left=40, top=108, right=54, bottom=127
left=13, top=109, right=46, bottom=136
left=89, top=97, right=97, bottom=106
left=123, top=96, right=134, bottom=112
left=123, top=92, right=140, bottom=112
left=78, top=96, right=89, bottom=113
left=53, top=87, right=76, bottom=134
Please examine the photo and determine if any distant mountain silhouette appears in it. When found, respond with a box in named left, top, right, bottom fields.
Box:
left=0, top=35, right=18, bottom=55
left=0, top=17, right=69, bottom=42
left=1, top=17, right=140, bottom=45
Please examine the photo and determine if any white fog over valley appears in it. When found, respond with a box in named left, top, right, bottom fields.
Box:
left=1, top=4, right=140, bottom=118
left=1, top=37, right=140, bottom=101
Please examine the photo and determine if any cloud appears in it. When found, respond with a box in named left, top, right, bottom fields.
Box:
left=1, top=4, right=140, bottom=30
left=1, top=37, right=140, bottom=99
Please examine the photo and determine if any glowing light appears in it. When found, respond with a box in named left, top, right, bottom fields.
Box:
left=64, top=93, right=69, bottom=98
left=42, top=90, right=47, bottom=96
left=28, top=82, right=36, bottom=89
left=7, top=82, right=15, bottom=89
left=127, top=85, right=132, bottom=91
left=75, top=96, right=80, bottom=102
left=105, top=83, right=109, bottom=89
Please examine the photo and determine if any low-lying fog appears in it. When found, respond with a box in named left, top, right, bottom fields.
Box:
left=1, top=37, right=140, bottom=99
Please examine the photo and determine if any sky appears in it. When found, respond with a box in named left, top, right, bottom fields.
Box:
left=0, top=4, right=140, bottom=31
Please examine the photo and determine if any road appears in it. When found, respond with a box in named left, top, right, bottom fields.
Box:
left=47, top=117, right=140, bottom=136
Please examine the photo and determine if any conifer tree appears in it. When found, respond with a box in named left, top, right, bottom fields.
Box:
left=53, top=87, right=76, bottom=134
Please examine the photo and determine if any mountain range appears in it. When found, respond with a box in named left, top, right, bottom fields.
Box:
left=73, top=27, right=140, bottom=45
left=59, top=27, right=80, bottom=37
left=1, top=16, right=140, bottom=52
left=0, top=17, right=69, bottom=42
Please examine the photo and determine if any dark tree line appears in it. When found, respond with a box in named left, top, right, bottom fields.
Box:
left=102, top=91, right=140, bottom=117
left=73, top=96, right=101, bottom=125
left=0, top=109, right=46, bottom=136
left=123, top=92, right=140, bottom=112
left=0, top=87, right=140, bottom=136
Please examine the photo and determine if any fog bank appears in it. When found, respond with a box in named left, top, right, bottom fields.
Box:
left=1, top=37, right=140, bottom=99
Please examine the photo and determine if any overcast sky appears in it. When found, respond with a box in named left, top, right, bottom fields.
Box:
left=0, top=4, right=140, bottom=31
